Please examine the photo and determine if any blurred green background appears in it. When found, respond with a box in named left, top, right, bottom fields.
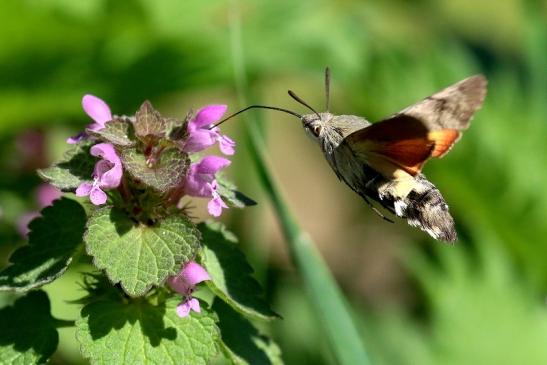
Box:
left=1, top=0, right=546, bottom=364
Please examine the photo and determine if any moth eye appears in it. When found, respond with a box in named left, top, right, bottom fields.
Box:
left=313, top=125, right=322, bottom=135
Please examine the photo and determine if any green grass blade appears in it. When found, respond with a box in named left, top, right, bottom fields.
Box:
left=245, top=124, right=372, bottom=365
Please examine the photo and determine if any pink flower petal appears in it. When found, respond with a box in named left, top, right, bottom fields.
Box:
left=93, top=159, right=122, bottom=189
left=182, top=129, right=217, bottom=153
left=191, top=105, right=227, bottom=129
left=169, top=262, right=210, bottom=319
left=89, top=143, right=122, bottom=189
left=99, top=166, right=123, bottom=189
left=218, top=134, right=236, bottom=155
left=167, top=275, right=192, bottom=295
left=167, top=261, right=211, bottom=295
left=36, top=184, right=61, bottom=208
left=93, top=160, right=112, bottom=178
left=185, top=168, right=213, bottom=198
left=207, top=194, right=228, bottom=217
left=185, top=157, right=230, bottom=197
left=195, top=156, right=231, bottom=174
left=176, top=301, right=192, bottom=318
left=184, top=167, right=212, bottom=197
left=181, top=262, right=211, bottom=287
left=86, top=122, right=107, bottom=132
left=89, top=187, right=107, bottom=205
left=188, top=298, right=201, bottom=313
left=75, top=182, right=93, bottom=197
left=82, top=94, right=112, bottom=127
left=90, top=143, right=120, bottom=165
left=16, top=211, right=40, bottom=238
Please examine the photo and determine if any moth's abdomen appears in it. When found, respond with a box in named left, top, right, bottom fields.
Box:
left=378, top=175, right=457, bottom=242
left=327, top=142, right=457, bottom=241
left=404, top=186, right=456, bottom=242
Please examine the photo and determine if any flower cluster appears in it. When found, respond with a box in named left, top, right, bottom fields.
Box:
left=182, top=105, right=235, bottom=155
left=185, top=156, right=230, bottom=217
left=182, top=105, right=234, bottom=217
left=167, top=261, right=210, bottom=317
left=70, top=95, right=235, bottom=217
left=66, top=95, right=229, bottom=318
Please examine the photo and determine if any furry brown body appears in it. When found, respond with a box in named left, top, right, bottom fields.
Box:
left=303, top=113, right=456, bottom=241
left=299, top=75, right=487, bottom=242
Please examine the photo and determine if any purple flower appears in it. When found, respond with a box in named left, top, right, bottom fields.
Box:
left=16, top=184, right=62, bottom=238
left=16, top=212, right=40, bottom=239
left=82, top=95, right=112, bottom=131
left=208, top=181, right=229, bottom=217
left=185, top=156, right=230, bottom=217
left=67, top=95, right=112, bottom=144
left=183, top=105, right=236, bottom=155
left=167, top=261, right=211, bottom=318
left=36, top=183, right=62, bottom=208
left=75, top=143, right=122, bottom=205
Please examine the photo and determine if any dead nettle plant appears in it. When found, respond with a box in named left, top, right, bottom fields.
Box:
left=0, top=95, right=283, bottom=365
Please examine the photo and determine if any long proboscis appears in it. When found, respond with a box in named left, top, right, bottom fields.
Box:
left=210, top=105, right=302, bottom=129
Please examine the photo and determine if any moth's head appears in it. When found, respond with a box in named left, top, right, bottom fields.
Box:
left=302, top=112, right=333, bottom=140
left=291, top=67, right=334, bottom=141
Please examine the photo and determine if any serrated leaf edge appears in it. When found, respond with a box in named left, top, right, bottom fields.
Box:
left=83, top=206, right=202, bottom=297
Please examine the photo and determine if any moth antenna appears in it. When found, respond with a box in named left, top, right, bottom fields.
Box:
left=210, top=105, right=302, bottom=129
left=288, top=90, right=321, bottom=119
left=324, top=66, right=331, bottom=112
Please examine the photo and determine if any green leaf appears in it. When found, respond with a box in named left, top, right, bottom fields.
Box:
left=121, top=147, right=190, bottom=193
left=87, top=117, right=135, bottom=147
left=0, top=291, right=58, bottom=365
left=0, top=198, right=86, bottom=291
left=200, top=222, right=278, bottom=321
left=214, top=299, right=284, bottom=365
left=216, top=175, right=257, bottom=208
left=37, top=142, right=95, bottom=191
left=85, top=207, right=201, bottom=297
left=76, top=296, right=219, bottom=365
left=134, top=101, right=167, bottom=137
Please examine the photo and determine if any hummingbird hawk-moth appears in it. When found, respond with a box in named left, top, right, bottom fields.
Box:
left=217, top=69, right=487, bottom=242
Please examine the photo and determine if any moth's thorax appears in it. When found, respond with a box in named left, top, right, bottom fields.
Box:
left=302, top=113, right=371, bottom=150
